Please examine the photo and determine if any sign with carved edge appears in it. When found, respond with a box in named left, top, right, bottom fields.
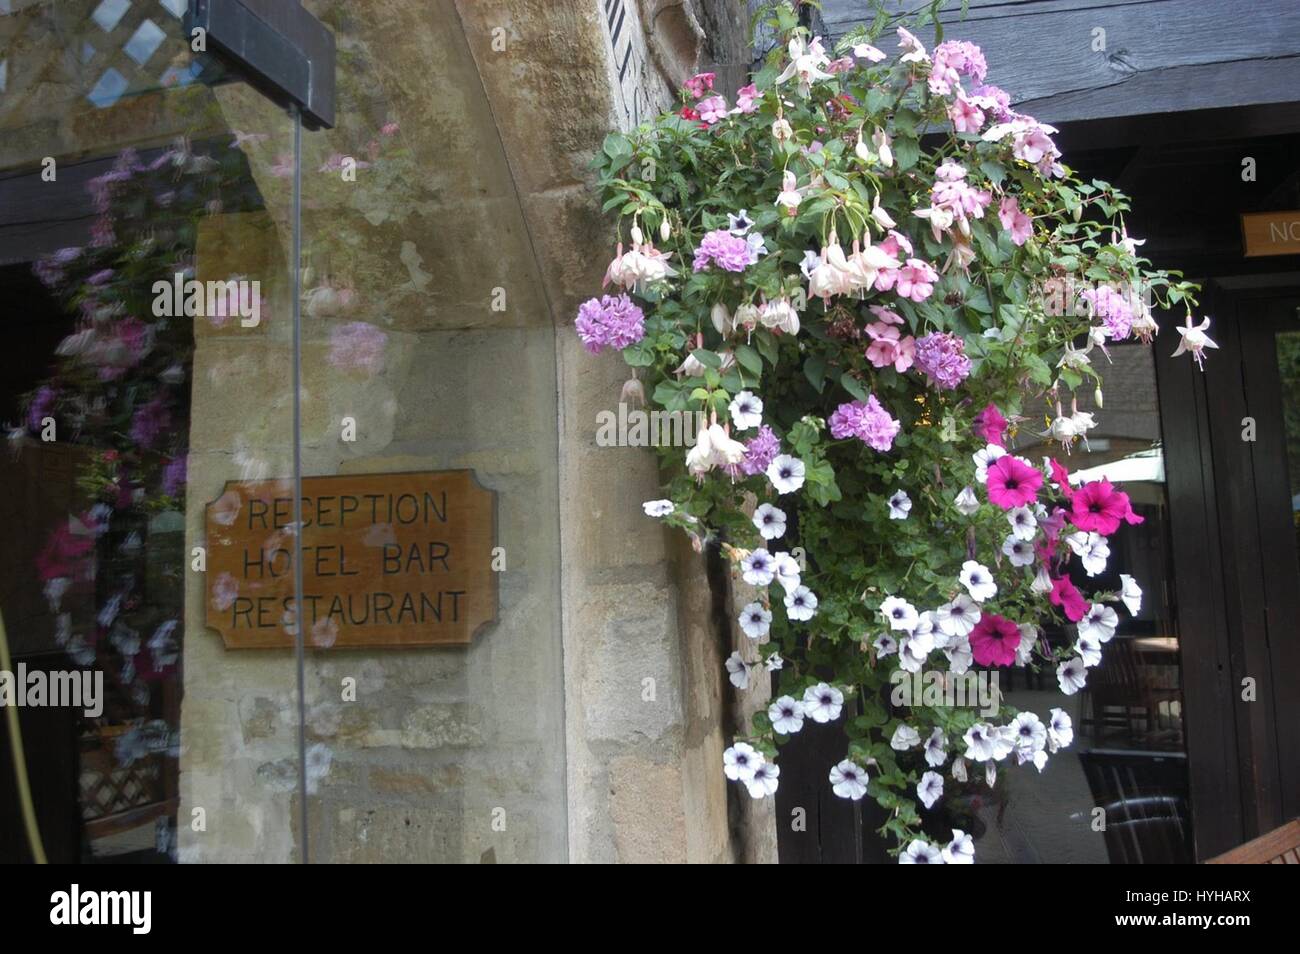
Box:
left=1241, top=210, right=1300, bottom=257
left=204, top=470, right=497, bottom=648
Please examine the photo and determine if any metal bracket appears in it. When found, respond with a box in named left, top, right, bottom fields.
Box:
left=186, top=0, right=335, bottom=129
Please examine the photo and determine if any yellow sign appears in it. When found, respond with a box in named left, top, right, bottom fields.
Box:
left=1241, top=211, right=1300, bottom=257
left=204, top=470, right=497, bottom=648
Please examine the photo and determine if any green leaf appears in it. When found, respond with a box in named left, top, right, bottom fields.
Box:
left=893, top=137, right=920, bottom=171
left=804, top=354, right=827, bottom=393
left=691, top=348, right=721, bottom=369
left=735, top=343, right=764, bottom=377
left=840, top=372, right=869, bottom=402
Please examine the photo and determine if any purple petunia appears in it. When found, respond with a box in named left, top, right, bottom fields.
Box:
left=829, top=396, right=901, bottom=451
left=693, top=229, right=752, bottom=273
left=574, top=293, right=646, bottom=354
left=913, top=332, right=972, bottom=390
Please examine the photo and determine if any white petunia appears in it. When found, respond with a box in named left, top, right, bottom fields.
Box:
left=917, top=770, right=944, bottom=809
left=1066, top=530, right=1110, bottom=576
left=1007, top=505, right=1038, bottom=540
left=772, top=551, right=802, bottom=593
left=942, top=829, right=975, bottom=864
left=1016, top=623, right=1039, bottom=666
left=964, top=722, right=1013, bottom=762
left=741, top=548, right=776, bottom=586
left=1078, top=602, right=1118, bottom=642
left=785, top=585, right=818, bottom=621
left=945, top=635, right=973, bottom=674
left=1031, top=565, right=1053, bottom=594
left=829, top=759, right=869, bottom=800
left=935, top=594, right=981, bottom=637
left=725, top=651, right=750, bottom=690
left=1075, top=632, right=1102, bottom=667
left=880, top=595, right=919, bottom=631
left=1119, top=574, right=1143, bottom=615
left=753, top=502, right=787, bottom=540
left=642, top=499, right=675, bottom=517
left=803, top=682, right=843, bottom=723
left=890, top=724, right=921, bottom=750
left=973, top=443, right=1007, bottom=483
left=887, top=490, right=912, bottom=519
left=899, top=840, right=945, bottom=864
left=874, top=632, right=898, bottom=657
left=954, top=485, right=981, bottom=516
left=959, top=560, right=997, bottom=603
left=925, top=728, right=948, bottom=767
left=738, top=601, right=772, bottom=639
left=744, top=761, right=780, bottom=798
left=723, top=742, right=763, bottom=781
left=898, top=628, right=935, bottom=673
left=729, top=390, right=764, bottom=430
left=1048, top=707, right=1074, bottom=751
left=766, top=454, right=806, bottom=494
left=1009, top=712, right=1047, bottom=759
left=768, top=696, right=805, bottom=734
left=1003, top=534, right=1035, bottom=567
left=1057, top=656, right=1088, bottom=695
left=764, top=651, right=784, bottom=672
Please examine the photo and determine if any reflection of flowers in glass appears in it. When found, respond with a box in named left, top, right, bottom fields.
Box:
left=212, top=572, right=239, bottom=611
left=129, top=396, right=171, bottom=450
left=311, top=617, right=340, bottom=648
left=328, top=321, right=388, bottom=374
left=162, top=456, right=188, bottom=497
left=35, top=522, right=94, bottom=582
left=26, top=385, right=58, bottom=432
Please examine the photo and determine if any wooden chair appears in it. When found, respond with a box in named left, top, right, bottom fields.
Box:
left=1206, top=819, right=1300, bottom=863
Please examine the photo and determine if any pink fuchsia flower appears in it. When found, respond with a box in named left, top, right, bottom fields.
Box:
left=829, top=395, right=901, bottom=451
left=693, top=229, right=752, bottom=272
left=1049, top=575, right=1089, bottom=622
left=913, top=331, right=971, bottom=390
left=328, top=321, right=388, bottom=374
left=998, top=196, right=1034, bottom=246
left=603, top=240, right=677, bottom=289
left=948, top=94, right=985, bottom=133
left=896, top=259, right=939, bottom=302
left=1069, top=479, right=1145, bottom=535
left=973, top=404, right=1008, bottom=447
left=986, top=456, right=1044, bottom=510
left=696, top=95, right=729, bottom=124
left=970, top=613, right=1021, bottom=667
left=776, top=170, right=802, bottom=218
left=732, top=84, right=759, bottom=114
left=684, top=72, right=715, bottom=98
left=574, top=294, right=645, bottom=354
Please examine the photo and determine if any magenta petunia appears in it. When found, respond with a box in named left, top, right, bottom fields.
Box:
left=973, top=403, right=1008, bottom=447
left=970, top=613, right=1020, bottom=667
left=1069, top=478, right=1144, bottom=535
left=1049, top=575, right=1089, bottom=622
left=986, top=456, right=1043, bottom=509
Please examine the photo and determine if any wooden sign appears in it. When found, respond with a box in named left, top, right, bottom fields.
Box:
left=204, top=470, right=497, bottom=649
left=1241, top=211, right=1300, bottom=257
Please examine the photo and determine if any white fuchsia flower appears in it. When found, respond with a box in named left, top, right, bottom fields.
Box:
left=775, top=169, right=803, bottom=216
left=1048, top=707, right=1074, bottom=751
left=738, top=601, right=772, bottom=639
left=785, top=585, right=818, bottom=621
left=1066, top=530, right=1110, bottom=576
left=936, top=594, right=981, bottom=637
left=1075, top=632, right=1103, bottom=667
left=745, top=761, right=780, bottom=798
left=959, top=560, right=997, bottom=603
left=887, top=490, right=912, bottom=519
left=1031, top=565, right=1053, bottom=595
left=1003, top=535, right=1035, bottom=567
left=771, top=117, right=794, bottom=141
left=954, top=485, right=981, bottom=516
left=642, top=499, right=675, bottom=517
left=774, top=35, right=834, bottom=97
left=925, top=728, right=948, bottom=767
left=829, top=759, right=869, bottom=800
left=723, top=742, right=763, bottom=781
left=772, top=551, right=802, bottom=592
left=1171, top=314, right=1217, bottom=369
left=1057, top=656, right=1088, bottom=695
left=686, top=423, right=746, bottom=476
left=803, top=682, right=844, bottom=723
left=891, top=724, right=921, bottom=750
left=741, top=548, right=776, bottom=586
left=942, top=829, right=975, bottom=864
left=753, top=502, right=787, bottom=540
left=768, top=696, right=806, bottom=734
left=880, top=595, right=919, bottom=631
left=1119, top=574, right=1143, bottom=614
left=759, top=297, right=800, bottom=335
left=1078, top=602, right=1119, bottom=642
left=917, top=770, right=944, bottom=810
left=1007, top=505, right=1037, bottom=540
left=729, top=390, right=764, bottom=430
left=874, top=632, right=898, bottom=657
left=725, top=651, right=751, bottom=690
left=766, top=454, right=806, bottom=494
left=896, top=26, right=930, bottom=64
left=899, top=840, right=945, bottom=864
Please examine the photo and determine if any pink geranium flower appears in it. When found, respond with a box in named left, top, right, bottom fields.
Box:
left=684, top=72, right=715, bottom=98
left=973, top=404, right=1008, bottom=447
left=986, top=456, right=1043, bottom=509
left=1049, top=575, right=1089, bottom=622
left=697, top=95, right=729, bottom=124
left=970, top=613, right=1020, bottom=667
left=895, top=259, right=938, bottom=302
left=1069, top=479, right=1144, bottom=535
left=998, top=196, right=1033, bottom=246
left=948, top=95, right=985, bottom=133
left=732, top=84, right=759, bottom=114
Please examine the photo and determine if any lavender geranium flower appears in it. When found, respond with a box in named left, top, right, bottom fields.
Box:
left=693, top=228, right=752, bottom=272
left=828, top=395, right=901, bottom=451
left=574, top=293, right=646, bottom=354
left=913, top=331, right=972, bottom=390
left=736, top=424, right=780, bottom=476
